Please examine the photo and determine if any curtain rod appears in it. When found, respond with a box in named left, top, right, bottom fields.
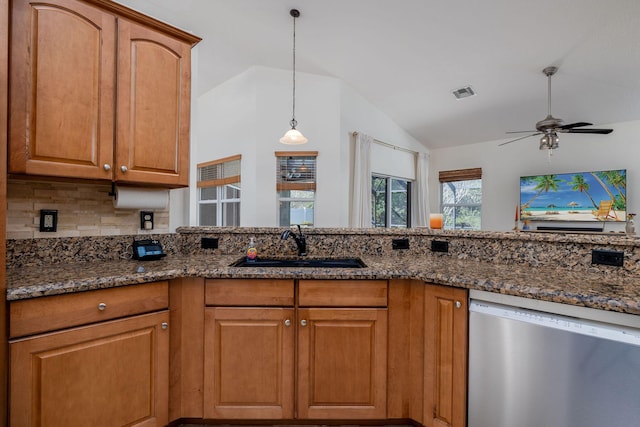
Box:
left=352, top=131, right=419, bottom=156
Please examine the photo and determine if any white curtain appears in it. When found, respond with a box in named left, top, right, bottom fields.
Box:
left=350, top=133, right=373, bottom=227
left=414, top=152, right=430, bottom=227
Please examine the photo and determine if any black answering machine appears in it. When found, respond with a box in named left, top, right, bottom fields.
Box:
left=133, top=239, right=167, bottom=261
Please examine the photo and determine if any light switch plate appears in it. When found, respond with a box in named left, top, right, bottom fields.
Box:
left=39, top=210, right=58, bottom=232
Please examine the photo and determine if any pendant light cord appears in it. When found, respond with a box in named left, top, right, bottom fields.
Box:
left=291, top=11, right=298, bottom=128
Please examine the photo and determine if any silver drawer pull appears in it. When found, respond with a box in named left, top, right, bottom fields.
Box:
left=120, top=165, right=128, bottom=173
left=455, top=300, right=462, bottom=309
left=98, top=302, right=107, bottom=311
left=103, top=164, right=111, bottom=171
left=284, top=319, right=291, bottom=327
left=161, top=322, right=168, bottom=330
left=301, top=319, right=307, bottom=326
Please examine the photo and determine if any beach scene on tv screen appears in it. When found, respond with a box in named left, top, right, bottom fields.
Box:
left=520, top=169, right=626, bottom=222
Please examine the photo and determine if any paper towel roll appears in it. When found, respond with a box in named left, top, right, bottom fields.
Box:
left=113, top=186, right=169, bottom=210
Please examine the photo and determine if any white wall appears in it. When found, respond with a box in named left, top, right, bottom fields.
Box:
left=339, top=82, right=428, bottom=224
left=191, top=66, right=426, bottom=227
left=193, top=66, right=343, bottom=227
left=429, top=119, right=640, bottom=231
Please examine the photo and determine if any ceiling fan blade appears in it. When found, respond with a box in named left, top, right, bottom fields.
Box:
left=564, top=128, right=613, bottom=134
left=498, top=132, right=541, bottom=146
left=558, top=121, right=592, bottom=130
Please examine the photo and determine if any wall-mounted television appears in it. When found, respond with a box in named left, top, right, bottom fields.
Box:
left=520, top=169, right=626, bottom=222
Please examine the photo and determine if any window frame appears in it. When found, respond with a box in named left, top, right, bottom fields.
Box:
left=276, top=151, right=318, bottom=227
left=438, top=168, right=482, bottom=230
left=371, top=174, right=412, bottom=228
left=197, top=155, right=241, bottom=226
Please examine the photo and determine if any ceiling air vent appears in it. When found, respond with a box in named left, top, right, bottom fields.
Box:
left=452, top=85, right=476, bottom=100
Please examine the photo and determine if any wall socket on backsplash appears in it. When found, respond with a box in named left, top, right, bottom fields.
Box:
left=591, top=249, right=624, bottom=266
left=201, top=237, right=219, bottom=249
left=392, top=238, right=410, bottom=250
left=431, top=240, right=449, bottom=253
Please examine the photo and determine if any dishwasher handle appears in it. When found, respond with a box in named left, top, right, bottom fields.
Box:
left=470, top=299, right=640, bottom=346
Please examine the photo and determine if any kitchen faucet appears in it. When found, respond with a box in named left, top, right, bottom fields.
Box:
left=281, top=225, right=307, bottom=256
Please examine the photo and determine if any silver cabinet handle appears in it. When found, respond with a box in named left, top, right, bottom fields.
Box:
left=161, top=322, right=168, bottom=330
left=301, top=319, right=307, bottom=326
left=455, top=300, right=462, bottom=309
left=284, top=319, right=291, bottom=327
left=98, top=302, right=107, bottom=311
left=120, top=165, right=128, bottom=173
left=103, top=164, right=111, bottom=171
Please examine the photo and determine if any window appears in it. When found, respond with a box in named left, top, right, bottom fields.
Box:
left=197, top=155, right=241, bottom=226
left=439, top=168, right=482, bottom=230
left=371, top=175, right=411, bottom=228
left=276, top=151, right=317, bottom=226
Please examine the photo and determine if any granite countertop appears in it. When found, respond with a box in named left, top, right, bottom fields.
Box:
left=6, top=253, right=640, bottom=316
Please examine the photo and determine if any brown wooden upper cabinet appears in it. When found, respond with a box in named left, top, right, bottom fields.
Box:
left=9, top=0, right=200, bottom=187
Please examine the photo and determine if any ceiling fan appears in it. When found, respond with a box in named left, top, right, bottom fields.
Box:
left=500, top=66, right=613, bottom=150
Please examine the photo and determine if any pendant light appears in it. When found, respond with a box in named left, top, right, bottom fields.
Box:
left=280, top=9, right=308, bottom=145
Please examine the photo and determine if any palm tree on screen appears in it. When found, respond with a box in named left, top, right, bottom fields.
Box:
left=522, top=175, right=563, bottom=208
left=569, top=174, right=597, bottom=209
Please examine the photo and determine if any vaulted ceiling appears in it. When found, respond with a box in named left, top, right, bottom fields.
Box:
left=115, top=0, right=640, bottom=149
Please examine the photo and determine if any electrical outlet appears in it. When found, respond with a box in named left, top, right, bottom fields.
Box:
left=201, top=237, right=219, bottom=249
left=39, top=210, right=58, bottom=232
left=140, top=211, right=154, bottom=230
left=591, top=249, right=624, bottom=266
left=431, top=240, right=449, bottom=253
left=392, top=238, right=410, bottom=250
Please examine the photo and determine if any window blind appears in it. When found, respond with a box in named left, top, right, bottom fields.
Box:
left=197, top=154, right=241, bottom=188
left=439, top=167, right=482, bottom=183
left=275, top=151, right=318, bottom=191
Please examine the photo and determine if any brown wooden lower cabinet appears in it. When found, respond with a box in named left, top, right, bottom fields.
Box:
left=10, top=310, right=170, bottom=427
left=203, top=307, right=295, bottom=419
left=424, top=284, right=468, bottom=427
left=6, top=278, right=469, bottom=426
left=203, top=279, right=388, bottom=421
left=297, top=307, right=387, bottom=419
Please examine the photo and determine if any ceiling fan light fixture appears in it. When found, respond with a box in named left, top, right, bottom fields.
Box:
left=539, top=132, right=559, bottom=150
left=280, top=8, right=307, bottom=145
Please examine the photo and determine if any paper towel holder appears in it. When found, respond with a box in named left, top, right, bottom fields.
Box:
left=108, top=183, right=116, bottom=198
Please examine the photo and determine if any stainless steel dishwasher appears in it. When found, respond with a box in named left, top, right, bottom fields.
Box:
left=468, top=290, right=640, bottom=427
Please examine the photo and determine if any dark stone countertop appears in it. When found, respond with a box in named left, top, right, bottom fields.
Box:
left=6, top=253, right=640, bottom=316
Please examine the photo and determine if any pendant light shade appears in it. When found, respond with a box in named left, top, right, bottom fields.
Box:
left=280, top=124, right=308, bottom=145
left=280, top=9, right=307, bottom=145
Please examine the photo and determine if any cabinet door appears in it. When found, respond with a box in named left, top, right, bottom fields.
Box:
left=9, top=0, right=115, bottom=179
left=116, top=19, right=191, bottom=187
left=10, top=311, right=169, bottom=427
left=297, top=308, right=388, bottom=419
left=424, top=285, right=468, bottom=427
left=204, top=307, right=295, bottom=419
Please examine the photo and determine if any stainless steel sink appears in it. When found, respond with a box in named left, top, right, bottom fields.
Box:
left=230, top=257, right=367, bottom=268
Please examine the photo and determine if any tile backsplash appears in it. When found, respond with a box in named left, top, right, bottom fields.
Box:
left=6, top=180, right=170, bottom=239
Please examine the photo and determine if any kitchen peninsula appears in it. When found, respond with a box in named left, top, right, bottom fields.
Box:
left=7, top=227, right=640, bottom=313
left=5, top=228, right=640, bottom=427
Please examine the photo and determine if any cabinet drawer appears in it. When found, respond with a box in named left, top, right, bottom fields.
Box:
left=298, top=280, right=388, bottom=307
left=205, top=279, right=295, bottom=306
left=9, top=281, right=169, bottom=338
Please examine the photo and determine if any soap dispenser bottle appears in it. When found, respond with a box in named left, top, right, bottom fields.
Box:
left=246, top=237, right=258, bottom=262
